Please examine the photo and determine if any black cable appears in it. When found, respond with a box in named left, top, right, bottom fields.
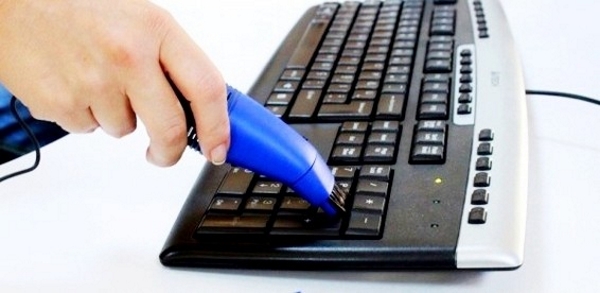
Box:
left=0, top=96, right=41, bottom=183
left=0, top=89, right=594, bottom=183
left=526, top=89, right=600, bottom=106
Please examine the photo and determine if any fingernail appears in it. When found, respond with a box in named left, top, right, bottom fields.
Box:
left=209, top=144, right=228, bottom=165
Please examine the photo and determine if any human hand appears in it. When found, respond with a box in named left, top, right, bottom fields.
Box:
left=0, top=0, right=230, bottom=166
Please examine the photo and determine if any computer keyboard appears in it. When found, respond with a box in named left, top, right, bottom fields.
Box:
left=160, top=0, right=528, bottom=270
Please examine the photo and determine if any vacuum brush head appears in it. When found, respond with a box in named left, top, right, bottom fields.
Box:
left=177, top=84, right=348, bottom=217
left=328, top=183, right=348, bottom=214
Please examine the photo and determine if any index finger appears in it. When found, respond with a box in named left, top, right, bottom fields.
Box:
left=159, top=20, right=230, bottom=165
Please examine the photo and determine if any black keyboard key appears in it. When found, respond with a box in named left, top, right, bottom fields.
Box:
left=335, top=180, right=353, bottom=195
left=252, top=181, right=283, bottom=194
left=274, top=81, right=298, bottom=93
left=358, top=71, right=383, bottom=81
left=355, top=80, right=380, bottom=90
left=306, top=70, right=330, bottom=80
left=384, top=73, right=409, bottom=84
left=457, top=104, right=472, bottom=114
left=468, top=207, right=487, bottom=224
left=459, top=84, right=473, bottom=93
left=381, top=83, right=407, bottom=94
left=352, top=194, right=386, bottom=213
left=477, top=142, right=493, bottom=155
left=362, top=62, right=385, bottom=71
left=324, top=93, right=349, bottom=104
left=217, top=168, right=254, bottom=195
left=479, top=129, right=495, bottom=141
left=430, top=24, right=455, bottom=36
left=359, top=165, right=392, bottom=181
left=303, top=79, right=327, bottom=89
left=460, top=65, right=473, bottom=74
left=331, top=74, right=356, bottom=84
left=331, top=145, right=362, bottom=163
left=198, top=214, right=270, bottom=233
left=428, top=40, right=454, bottom=51
left=356, top=179, right=389, bottom=196
left=346, top=212, right=383, bottom=236
left=245, top=196, right=278, bottom=211
left=280, top=196, right=312, bottom=211
left=328, top=83, right=353, bottom=94
left=287, top=4, right=337, bottom=69
left=209, top=196, right=243, bottom=212
left=338, top=56, right=361, bottom=66
left=336, top=132, right=366, bottom=145
left=335, top=65, right=359, bottom=75
left=331, top=166, right=357, bottom=179
left=474, top=172, right=491, bottom=187
left=267, top=92, right=293, bottom=105
left=341, top=121, right=369, bottom=132
left=388, top=64, right=412, bottom=74
left=376, top=94, right=406, bottom=119
left=288, top=89, right=322, bottom=119
left=422, top=81, right=449, bottom=94
left=372, top=120, right=400, bottom=132
left=265, top=105, right=287, bottom=117
left=424, top=59, right=452, bottom=73
left=315, top=54, right=337, bottom=63
left=417, top=120, right=446, bottom=132
left=352, top=89, right=378, bottom=100
left=363, top=145, right=396, bottom=163
left=471, top=189, right=490, bottom=205
left=271, top=213, right=341, bottom=236
left=367, top=132, right=397, bottom=145
left=423, top=73, right=450, bottom=82
left=411, top=144, right=445, bottom=163
left=281, top=69, right=305, bottom=81
left=414, top=131, right=445, bottom=145
left=364, top=53, right=387, bottom=62
left=318, top=101, right=374, bottom=119
left=421, top=92, right=448, bottom=104
left=458, top=93, right=473, bottom=103
left=323, top=38, right=344, bottom=47
left=427, top=50, right=452, bottom=59
left=418, top=103, right=448, bottom=120
left=312, top=61, right=335, bottom=71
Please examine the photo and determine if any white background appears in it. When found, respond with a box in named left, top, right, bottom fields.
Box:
left=1, top=0, right=600, bottom=292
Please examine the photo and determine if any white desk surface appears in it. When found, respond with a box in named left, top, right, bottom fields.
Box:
left=2, top=0, right=600, bottom=292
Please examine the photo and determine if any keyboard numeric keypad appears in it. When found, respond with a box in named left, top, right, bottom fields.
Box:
left=330, top=121, right=401, bottom=164
left=196, top=160, right=393, bottom=238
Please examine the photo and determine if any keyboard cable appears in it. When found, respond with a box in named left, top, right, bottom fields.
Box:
left=1, top=90, right=597, bottom=184
left=526, top=89, right=600, bottom=106
left=0, top=96, right=41, bottom=183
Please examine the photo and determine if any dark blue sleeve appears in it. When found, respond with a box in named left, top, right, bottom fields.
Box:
left=0, top=84, right=67, bottom=163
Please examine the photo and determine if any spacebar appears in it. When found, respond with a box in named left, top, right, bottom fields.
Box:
left=317, top=101, right=374, bottom=119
